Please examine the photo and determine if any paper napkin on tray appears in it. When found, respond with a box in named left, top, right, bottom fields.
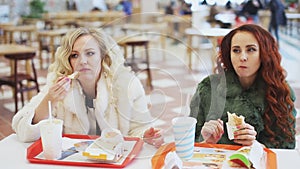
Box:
left=164, top=151, right=183, bottom=169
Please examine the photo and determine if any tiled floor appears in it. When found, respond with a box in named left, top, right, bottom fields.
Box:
left=0, top=29, right=299, bottom=144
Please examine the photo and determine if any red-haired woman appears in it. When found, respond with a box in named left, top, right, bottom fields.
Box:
left=190, top=24, right=296, bottom=148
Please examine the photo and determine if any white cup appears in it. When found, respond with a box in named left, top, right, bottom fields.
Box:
left=39, top=119, right=63, bottom=160
left=172, top=117, right=197, bottom=160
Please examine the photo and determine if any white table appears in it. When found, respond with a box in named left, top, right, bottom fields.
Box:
left=270, top=149, right=300, bottom=169
left=215, top=13, right=236, bottom=26
left=1, top=134, right=300, bottom=168
left=285, top=13, right=300, bottom=36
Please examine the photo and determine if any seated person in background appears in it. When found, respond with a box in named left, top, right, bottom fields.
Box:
left=91, top=0, right=108, bottom=11
left=120, top=0, right=132, bottom=16
left=179, top=0, right=192, bottom=15
left=208, top=3, right=219, bottom=23
left=190, top=24, right=296, bottom=149
left=240, top=0, right=263, bottom=24
left=12, top=28, right=163, bottom=148
left=165, top=1, right=175, bottom=15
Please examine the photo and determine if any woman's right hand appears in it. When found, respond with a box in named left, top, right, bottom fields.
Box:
left=201, top=119, right=224, bottom=144
left=47, top=77, right=71, bottom=102
left=33, top=76, right=71, bottom=124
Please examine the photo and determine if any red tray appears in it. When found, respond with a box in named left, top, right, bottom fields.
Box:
left=27, top=134, right=143, bottom=168
left=152, top=142, right=277, bottom=169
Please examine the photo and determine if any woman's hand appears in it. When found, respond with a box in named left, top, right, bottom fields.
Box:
left=33, top=76, right=71, bottom=124
left=143, top=127, right=164, bottom=148
left=47, top=76, right=71, bottom=102
left=233, top=123, right=257, bottom=146
left=201, top=119, right=224, bottom=144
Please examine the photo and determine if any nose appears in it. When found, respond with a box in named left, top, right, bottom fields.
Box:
left=79, top=55, right=87, bottom=64
left=240, top=52, right=248, bottom=62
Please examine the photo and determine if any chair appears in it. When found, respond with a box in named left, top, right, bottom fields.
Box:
left=38, top=36, right=51, bottom=69
left=0, top=52, right=40, bottom=113
left=117, top=36, right=153, bottom=90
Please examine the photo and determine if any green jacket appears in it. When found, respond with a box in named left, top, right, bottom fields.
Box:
left=190, top=71, right=296, bottom=149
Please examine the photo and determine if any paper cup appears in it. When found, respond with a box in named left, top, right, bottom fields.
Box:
left=226, top=122, right=237, bottom=140
left=39, top=119, right=63, bottom=160
left=172, top=117, right=197, bottom=160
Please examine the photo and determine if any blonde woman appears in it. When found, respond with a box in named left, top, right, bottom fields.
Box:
left=12, top=28, right=163, bottom=147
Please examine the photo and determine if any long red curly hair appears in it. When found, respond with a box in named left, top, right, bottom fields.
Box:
left=217, top=24, right=295, bottom=147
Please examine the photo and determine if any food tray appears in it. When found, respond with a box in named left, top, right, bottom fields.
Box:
left=27, top=134, right=143, bottom=168
left=151, top=142, right=277, bottom=169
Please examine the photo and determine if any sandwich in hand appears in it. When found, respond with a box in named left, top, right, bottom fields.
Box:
left=227, top=112, right=245, bottom=126
left=226, top=112, right=245, bottom=140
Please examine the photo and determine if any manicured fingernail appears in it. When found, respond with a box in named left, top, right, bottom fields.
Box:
left=237, top=125, right=241, bottom=129
left=65, top=77, right=70, bottom=81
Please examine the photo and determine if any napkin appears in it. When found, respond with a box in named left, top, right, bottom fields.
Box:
left=164, top=151, right=183, bottom=169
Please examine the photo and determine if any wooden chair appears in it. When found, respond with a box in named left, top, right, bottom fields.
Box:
left=0, top=52, right=40, bottom=113
left=38, top=36, right=51, bottom=69
left=117, top=36, right=153, bottom=90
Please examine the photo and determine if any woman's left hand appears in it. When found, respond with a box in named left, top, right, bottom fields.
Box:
left=233, top=123, right=257, bottom=146
left=143, top=127, right=164, bottom=148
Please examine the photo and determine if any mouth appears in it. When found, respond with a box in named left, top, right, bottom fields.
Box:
left=239, top=66, right=247, bottom=69
left=79, top=68, right=90, bottom=72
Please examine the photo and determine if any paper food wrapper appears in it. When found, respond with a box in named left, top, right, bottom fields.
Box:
left=226, top=122, right=238, bottom=140
left=226, top=112, right=245, bottom=140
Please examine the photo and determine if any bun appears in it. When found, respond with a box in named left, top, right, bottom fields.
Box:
left=99, top=128, right=124, bottom=145
left=227, top=111, right=245, bottom=126
left=82, top=128, right=124, bottom=162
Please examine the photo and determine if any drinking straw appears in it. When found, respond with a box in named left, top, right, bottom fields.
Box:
left=48, top=101, right=52, bottom=123
left=184, top=94, right=191, bottom=116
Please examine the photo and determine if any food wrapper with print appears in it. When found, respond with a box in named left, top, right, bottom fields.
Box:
left=82, top=128, right=125, bottom=163
left=228, top=141, right=265, bottom=169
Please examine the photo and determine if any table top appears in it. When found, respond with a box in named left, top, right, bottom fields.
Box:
left=185, top=27, right=232, bottom=37
left=43, top=11, right=124, bottom=20
left=122, top=23, right=166, bottom=32
left=1, top=134, right=300, bottom=169
left=162, top=15, right=191, bottom=23
left=0, top=44, right=36, bottom=55
left=76, top=21, right=103, bottom=28
left=286, top=13, right=300, bottom=19
left=116, top=35, right=150, bottom=45
left=215, top=13, right=236, bottom=24
left=37, top=28, right=70, bottom=37
left=1, top=25, right=37, bottom=32
left=0, top=22, right=14, bottom=28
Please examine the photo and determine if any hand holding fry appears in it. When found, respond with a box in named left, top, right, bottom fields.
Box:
left=143, top=127, right=164, bottom=148
left=201, top=119, right=224, bottom=144
left=47, top=77, right=71, bottom=102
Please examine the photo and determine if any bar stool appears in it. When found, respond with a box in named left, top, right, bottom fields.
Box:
left=0, top=52, right=40, bottom=113
left=117, top=36, right=153, bottom=90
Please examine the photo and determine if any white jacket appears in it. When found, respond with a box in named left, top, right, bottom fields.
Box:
left=12, top=69, right=153, bottom=142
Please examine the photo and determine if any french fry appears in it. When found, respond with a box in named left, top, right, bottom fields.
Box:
left=67, top=71, right=79, bottom=79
